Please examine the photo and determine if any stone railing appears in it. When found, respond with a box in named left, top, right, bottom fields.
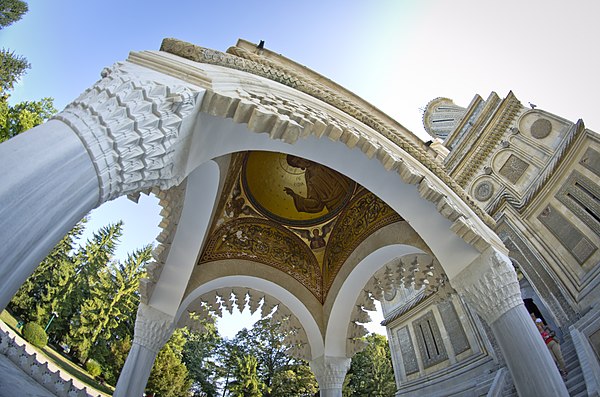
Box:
left=0, top=322, right=103, bottom=397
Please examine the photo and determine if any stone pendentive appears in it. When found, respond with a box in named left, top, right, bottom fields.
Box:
left=199, top=217, right=323, bottom=301
left=53, top=61, right=201, bottom=205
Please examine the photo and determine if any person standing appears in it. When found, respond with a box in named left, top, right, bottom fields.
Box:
left=535, top=317, right=568, bottom=379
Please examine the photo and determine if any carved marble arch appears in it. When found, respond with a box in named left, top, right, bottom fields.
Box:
left=120, top=41, right=512, bottom=332
left=175, top=272, right=323, bottom=362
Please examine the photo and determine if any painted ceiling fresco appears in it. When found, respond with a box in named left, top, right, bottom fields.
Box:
left=198, top=151, right=403, bottom=302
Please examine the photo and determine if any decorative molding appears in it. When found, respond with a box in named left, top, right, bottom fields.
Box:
left=53, top=61, right=201, bottom=205
left=200, top=217, right=323, bottom=301
left=160, top=38, right=496, bottom=230
left=139, top=183, right=187, bottom=305
left=497, top=220, right=578, bottom=325
left=487, top=119, right=585, bottom=215
left=450, top=248, right=522, bottom=325
left=474, top=181, right=494, bottom=201
left=498, top=154, right=529, bottom=185
left=181, top=289, right=311, bottom=361
left=309, top=355, right=352, bottom=390
left=454, top=93, right=522, bottom=187
left=133, top=303, right=175, bottom=354
left=324, top=190, right=403, bottom=294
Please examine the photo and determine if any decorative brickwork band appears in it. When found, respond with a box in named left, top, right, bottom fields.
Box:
left=54, top=61, right=201, bottom=205
left=450, top=247, right=522, bottom=324
left=133, top=303, right=175, bottom=354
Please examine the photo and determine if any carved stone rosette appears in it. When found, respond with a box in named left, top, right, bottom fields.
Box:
left=450, top=247, right=522, bottom=325
left=133, top=303, right=175, bottom=353
left=309, top=356, right=351, bottom=391
left=54, top=61, right=201, bottom=205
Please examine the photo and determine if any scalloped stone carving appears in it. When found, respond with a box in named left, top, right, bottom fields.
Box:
left=450, top=248, right=521, bottom=324
left=53, top=62, right=201, bottom=205
left=133, top=303, right=175, bottom=353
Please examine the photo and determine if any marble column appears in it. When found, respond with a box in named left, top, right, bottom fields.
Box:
left=0, top=60, right=202, bottom=310
left=309, top=355, right=351, bottom=397
left=0, top=120, right=98, bottom=309
left=113, top=303, right=175, bottom=397
left=451, top=247, right=569, bottom=397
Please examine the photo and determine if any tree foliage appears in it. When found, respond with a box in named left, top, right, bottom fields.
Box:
left=147, top=329, right=192, bottom=397
left=0, top=96, right=56, bottom=142
left=0, top=0, right=28, bottom=29
left=182, top=321, right=223, bottom=397
left=9, top=220, right=85, bottom=327
left=0, top=48, right=29, bottom=92
left=270, top=364, right=318, bottom=397
left=225, top=318, right=317, bottom=397
left=343, top=333, right=396, bottom=397
left=229, top=354, right=265, bottom=397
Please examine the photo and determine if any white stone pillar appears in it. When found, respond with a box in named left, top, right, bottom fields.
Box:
left=450, top=247, right=568, bottom=397
left=113, top=303, right=175, bottom=397
left=0, top=120, right=99, bottom=309
left=309, top=355, right=351, bottom=397
left=0, top=60, right=202, bottom=311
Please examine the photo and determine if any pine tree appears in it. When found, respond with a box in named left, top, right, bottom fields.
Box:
left=64, top=222, right=123, bottom=361
left=0, top=48, right=29, bottom=93
left=9, top=221, right=85, bottom=329
left=0, top=0, right=28, bottom=29
left=69, top=245, right=150, bottom=364
left=146, top=329, right=192, bottom=397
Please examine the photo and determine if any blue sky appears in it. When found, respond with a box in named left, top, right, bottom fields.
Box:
left=3, top=0, right=599, bottom=336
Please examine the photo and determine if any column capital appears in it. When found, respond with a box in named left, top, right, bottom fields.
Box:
left=133, top=303, right=175, bottom=353
left=309, top=355, right=351, bottom=391
left=450, top=247, right=522, bottom=324
left=54, top=61, right=203, bottom=206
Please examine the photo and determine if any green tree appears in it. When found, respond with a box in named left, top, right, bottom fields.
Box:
left=9, top=220, right=85, bottom=328
left=233, top=318, right=294, bottom=395
left=270, top=364, right=318, bottom=397
left=225, top=318, right=317, bottom=397
left=0, top=0, right=28, bottom=29
left=0, top=96, right=56, bottom=142
left=229, top=354, right=264, bottom=397
left=104, top=334, right=132, bottom=386
left=61, top=223, right=123, bottom=360
left=0, top=48, right=29, bottom=92
left=67, top=244, right=150, bottom=364
left=147, top=329, right=192, bottom=397
left=343, top=333, right=396, bottom=397
left=182, top=321, right=223, bottom=397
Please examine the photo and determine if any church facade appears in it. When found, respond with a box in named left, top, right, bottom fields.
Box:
left=381, top=92, right=600, bottom=395
left=0, top=38, right=598, bottom=396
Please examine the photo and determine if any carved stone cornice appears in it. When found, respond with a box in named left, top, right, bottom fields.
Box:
left=455, top=93, right=522, bottom=187
left=450, top=247, right=522, bottom=324
left=159, top=38, right=495, bottom=229
left=53, top=61, right=201, bottom=205
left=309, top=356, right=351, bottom=390
left=133, top=303, right=175, bottom=353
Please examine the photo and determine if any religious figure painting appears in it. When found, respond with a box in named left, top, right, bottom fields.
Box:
left=243, top=151, right=355, bottom=226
